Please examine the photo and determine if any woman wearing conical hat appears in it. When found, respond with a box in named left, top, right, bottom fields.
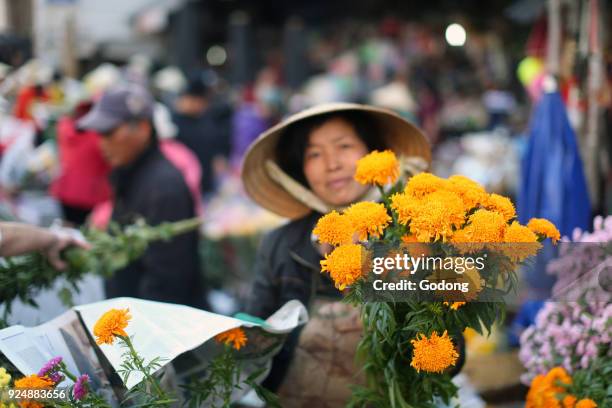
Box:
left=241, top=103, right=461, bottom=406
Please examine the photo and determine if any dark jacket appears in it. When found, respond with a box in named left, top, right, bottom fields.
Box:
left=173, top=104, right=231, bottom=194
left=247, top=211, right=465, bottom=391
left=105, top=142, right=204, bottom=308
left=246, top=212, right=339, bottom=391
left=247, top=211, right=339, bottom=319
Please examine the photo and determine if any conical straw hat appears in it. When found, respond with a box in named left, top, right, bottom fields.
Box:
left=241, top=102, right=431, bottom=219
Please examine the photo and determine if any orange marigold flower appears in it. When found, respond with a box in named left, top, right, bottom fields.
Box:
left=545, top=367, right=572, bottom=392
left=485, top=193, right=516, bottom=221
left=527, top=218, right=561, bottom=243
left=410, top=330, right=459, bottom=374
left=93, top=308, right=131, bottom=345
left=313, top=211, right=354, bottom=245
left=390, top=192, right=419, bottom=225
left=408, top=190, right=466, bottom=242
left=563, top=395, right=577, bottom=408
left=320, top=244, right=366, bottom=290
left=443, top=302, right=466, bottom=310
left=575, top=399, right=597, bottom=408
left=447, top=175, right=488, bottom=211
left=404, top=172, right=449, bottom=198
left=354, top=150, right=400, bottom=186
left=503, top=221, right=542, bottom=262
left=526, top=374, right=561, bottom=408
left=215, top=327, right=248, bottom=350
left=449, top=225, right=487, bottom=254
left=401, top=235, right=432, bottom=257
left=467, top=209, right=507, bottom=242
left=401, top=234, right=418, bottom=243
left=14, top=375, right=54, bottom=408
left=344, top=201, right=391, bottom=241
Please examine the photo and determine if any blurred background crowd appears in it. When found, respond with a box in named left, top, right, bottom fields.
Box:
left=0, top=0, right=610, bottom=405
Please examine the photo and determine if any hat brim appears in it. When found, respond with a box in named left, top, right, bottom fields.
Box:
left=241, top=103, right=432, bottom=219
left=76, top=107, right=122, bottom=134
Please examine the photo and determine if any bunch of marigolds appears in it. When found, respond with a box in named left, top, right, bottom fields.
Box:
left=313, top=150, right=560, bottom=407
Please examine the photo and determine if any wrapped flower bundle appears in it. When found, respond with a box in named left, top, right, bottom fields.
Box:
left=313, top=150, right=559, bottom=407
left=0, top=217, right=202, bottom=324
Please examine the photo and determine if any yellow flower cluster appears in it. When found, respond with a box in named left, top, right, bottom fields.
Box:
left=502, top=222, right=542, bottom=261
left=314, top=150, right=561, bottom=296
left=485, top=193, right=516, bottom=221
left=388, top=170, right=560, bottom=250
left=0, top=368, right=10, bottom=388
left=528, top=218, right=561, bottom=243
left=344, top=202, right=391, bottom=241
left=399, top=190, right=465, bottom=242
left=0, top=367, right=15, bottom=408
left=93, top=308, right=131, bottom=345
left=320, top=244, right=366, bottom=290
left=526, top=367, right=597, bottom=408
left=314, top=202, right=391, bottom=245
left=215, top=327, right=248, bottom=350
left=447, top=175, right=488, bottom=210
left=312, top=210, right=354, bottom=245
left=354, top=150, right=400, bottom=186
left=410, top=330, right=459, bottom=374
left=405, top=172, right=450, bottom=198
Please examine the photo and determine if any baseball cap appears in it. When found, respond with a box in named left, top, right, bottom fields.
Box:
left=77, top=84, right=154, bottom=134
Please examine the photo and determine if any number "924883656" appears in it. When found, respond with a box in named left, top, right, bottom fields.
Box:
left=3, top=387, right=69, bottom=402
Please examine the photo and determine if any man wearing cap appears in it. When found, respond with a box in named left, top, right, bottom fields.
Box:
left=78, top=84, right=205, bottom=308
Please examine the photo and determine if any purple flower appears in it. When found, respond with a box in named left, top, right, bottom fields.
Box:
left=73, top=374, right=89, bottom=401
left=38, top=356, right=63, bottom=378
left=49, top=372, right=65, bottom=384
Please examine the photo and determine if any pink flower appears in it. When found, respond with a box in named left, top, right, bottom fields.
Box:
left=73, top=374, right=89, bottom=401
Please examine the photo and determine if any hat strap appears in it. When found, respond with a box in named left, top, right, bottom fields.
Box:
left=400, top=155, right=429, bottom=176
left=265, top=160, right=331, bottom=214
left=265, top=155, right=428, bottom=215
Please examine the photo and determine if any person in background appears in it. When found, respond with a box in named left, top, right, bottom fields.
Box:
left=0, top=221, right=89, bottom=270
left=172, top=77, right=231, bottom=196
left=78, top=84, right=205, bottom=308
left=50, top=100, right=112, bottom=225
left=13, top=83, right=48, bottom=124
left=229, top=85, right=271, bottom=168
left=89, top=103, right=202, bottom=230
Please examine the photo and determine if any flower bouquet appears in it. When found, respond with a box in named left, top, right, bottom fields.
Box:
left=312, top=150, right=560, bottom=407
left=0, top=217, right=202, bottom=324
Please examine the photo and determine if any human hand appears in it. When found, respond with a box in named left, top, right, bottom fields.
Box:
left=44, top=227, right=91, bottom=270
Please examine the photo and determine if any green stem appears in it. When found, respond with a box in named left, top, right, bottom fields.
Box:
left=120, top=336, right=166, bottom=398
left=59, top=364, right=77, bottom=382
left=165, top=217, right=203, bottom=236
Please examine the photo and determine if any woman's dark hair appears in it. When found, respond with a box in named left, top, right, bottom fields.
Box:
left=275, top=111, right=387, bottom=186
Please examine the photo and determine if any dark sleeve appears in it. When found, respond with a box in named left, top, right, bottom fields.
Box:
left=246, top=227, right=316, bottom=393
left=246, top=231, right=281, bottom=319
left=137, top=182, right=199, bottom=304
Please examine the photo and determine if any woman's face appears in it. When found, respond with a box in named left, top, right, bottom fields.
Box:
left=303, top=117, right=370, bottom=206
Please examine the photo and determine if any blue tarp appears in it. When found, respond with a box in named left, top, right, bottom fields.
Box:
left=517, top=90, right=591, bottom=299
left=518, top=90, right=591, bottom=237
